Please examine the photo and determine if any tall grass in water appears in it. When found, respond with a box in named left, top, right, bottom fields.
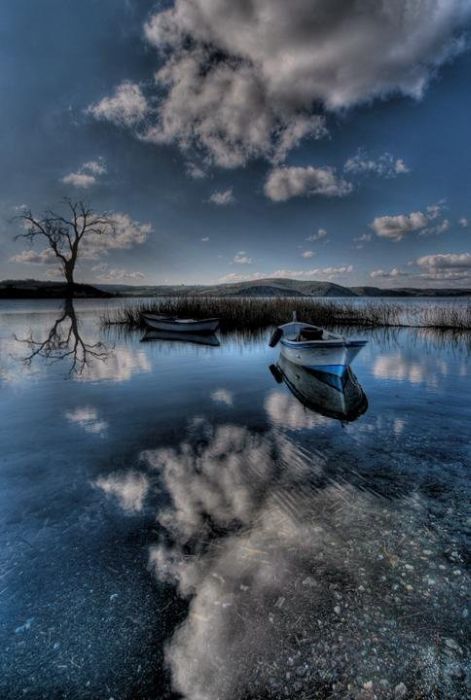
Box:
left=101, top=297, right=471, bottom=331
left=417, top=303, right=471, bottom=330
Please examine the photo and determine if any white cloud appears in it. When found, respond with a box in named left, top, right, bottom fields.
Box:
left=61, top=158, right=107, bottom=189
left=395, top=159, right=410, bottom=175
left=62, top=172, right=97, bottom=189
left=344, top=150, right=410, bottom=178
left=142, top=53, right=327, bottom=167
left=209, top=188, right=235, bottom=206
left=306, top=228, right=328, bottom=242
left=81, top=213, right=151, bottom=259
left=371, top=211, right=428, bottom=241
left=218, top=265, right=353, bottom=283
left=10, top=249, right=56, bottom=264
left=288, top=265, right=353, bottom=278
left=301, top=250, right=315, bottom=259
left=82, top=159, right=107, bottom=175
left=88, top=81, right=148, bottom=127
left=92, top=264, right=145, bottom=282
left=370, top=268, right=407, bottom=280
left=11, top=212, right=151, bottom=266
left=459, top=217, right=469, bottom=227
left=233, top=251, right=252, bottom=264
left=353, top=233, right=372, bottom=249
left=218, top=272, right=254, bottom=283
left=264, top=166, right=352, bottom=202
left=186, top=161, right=207, bottom=179
left=90, top=1, right=471, bottom=168
left=370, top=205, right=447, bottom=242
left=416, top=252, right=471, bottom=280
left=420, top=218, right=450, bottom=236
left=201, top=236, right=210, bottom=242
left=370, top=254, right=471, bottom=285
left=45, top=268, right=63, bottom=279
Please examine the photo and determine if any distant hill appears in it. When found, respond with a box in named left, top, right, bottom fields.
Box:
left=350, top=286, right=471, bottom=298
left=98, top=278, right=358, bottom=297
left=99, top=278, right=471, bottom=298
left=1, top=278, right=471, bottom=299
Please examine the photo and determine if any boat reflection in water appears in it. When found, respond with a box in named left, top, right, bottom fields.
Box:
left=141, top=329, right=220, bottom=347
left=270, top=353, right=368, bottom=422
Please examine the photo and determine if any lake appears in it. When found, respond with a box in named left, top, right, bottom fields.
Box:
left=0, top=300, right=469, bottom=699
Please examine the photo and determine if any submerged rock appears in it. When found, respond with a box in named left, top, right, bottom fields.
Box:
left=444, top=638, right=463, bottom=654
left=394, top=682, right=408, bottom=698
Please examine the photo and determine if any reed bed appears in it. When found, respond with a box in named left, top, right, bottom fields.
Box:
left=101, top=296, right=471, bottom=331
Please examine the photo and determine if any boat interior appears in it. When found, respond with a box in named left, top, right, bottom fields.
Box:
left=285, top=324, right=341, bottom=342
left=296, top=327, right=324, bottom=341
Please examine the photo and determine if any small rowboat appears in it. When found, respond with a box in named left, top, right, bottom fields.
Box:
left=142, top=313, right=220, bottom=333
left=269, top=313, right=367, bottom=376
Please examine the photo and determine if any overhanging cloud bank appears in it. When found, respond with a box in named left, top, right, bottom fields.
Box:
left=91, top=0, right=471, bottom=167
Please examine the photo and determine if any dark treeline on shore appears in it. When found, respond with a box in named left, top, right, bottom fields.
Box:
left=0, top=280, right=112, bottom=299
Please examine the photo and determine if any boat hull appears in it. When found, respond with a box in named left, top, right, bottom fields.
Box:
left=280, top=338, right=367, bottom=375
left=142, top=315, right=220, bottom=333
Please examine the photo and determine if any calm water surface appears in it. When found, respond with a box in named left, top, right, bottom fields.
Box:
left=0, top=300, right=469, bottom=699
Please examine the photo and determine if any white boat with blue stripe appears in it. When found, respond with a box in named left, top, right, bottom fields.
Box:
left=269, top=313, right=367, bottom=376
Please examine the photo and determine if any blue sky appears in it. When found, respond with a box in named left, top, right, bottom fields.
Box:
left=1, top=0, right=471, bottom=288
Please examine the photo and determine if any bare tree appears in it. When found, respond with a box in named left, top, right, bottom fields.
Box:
left=16, top=200, right=115, bottom=296
left=15, top=299, right=111, bottom=376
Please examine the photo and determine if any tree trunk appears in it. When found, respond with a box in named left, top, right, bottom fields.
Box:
left=64, top=262, right=75, bottom=297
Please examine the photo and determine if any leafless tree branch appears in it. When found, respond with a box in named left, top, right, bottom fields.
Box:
left=13, top=199, right=116, bottom=294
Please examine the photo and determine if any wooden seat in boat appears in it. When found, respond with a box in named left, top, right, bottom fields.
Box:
left=297, top=328, right=324, bottom=341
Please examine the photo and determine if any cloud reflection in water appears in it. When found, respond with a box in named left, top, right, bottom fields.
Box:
left=125, top=421, right=468, bottom=699
left=95, top=471, right=150, bottom=514
left=76, top=346, right=151, bottom=383
left=66, top=406, right=108, bottom=435
left=373, top=354, right=449, bottom=387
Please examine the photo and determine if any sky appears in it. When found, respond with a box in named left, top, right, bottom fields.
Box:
left=1, top=0, right=471, bottom=288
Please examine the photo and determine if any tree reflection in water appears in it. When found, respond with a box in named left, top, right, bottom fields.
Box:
left=15, top=299, right=110, bottom=376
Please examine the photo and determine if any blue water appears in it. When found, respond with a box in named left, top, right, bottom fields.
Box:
left=0, top=300, right=469, bottom=699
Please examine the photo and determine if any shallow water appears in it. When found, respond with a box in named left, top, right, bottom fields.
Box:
left=0, top=300, right=469, bottom=699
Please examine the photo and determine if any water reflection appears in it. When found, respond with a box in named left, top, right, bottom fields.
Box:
left=2, top=301, right=470, bottom=699
left=142, top=329, right=221, bottom=347
left=65, top=406, right=108, bottom=436
left=373, top=353, right=450, bottom=387
left=270, top=355, right=368, bottom=423
left=211, top=388, right=234, bottom=406
left=14, top=299, right=110, bottom=376
left=95, top=420, right=469, bottom=699
left=76, top=345, right=150, bottom=383
left=8, top=300, right=153, bottom=383
left=94, top=471, right=150, bottom=514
